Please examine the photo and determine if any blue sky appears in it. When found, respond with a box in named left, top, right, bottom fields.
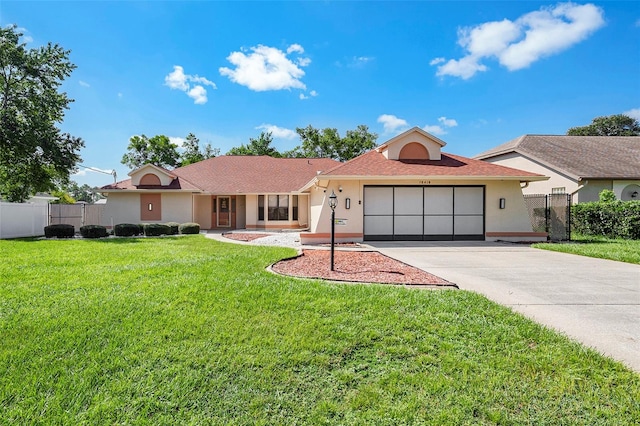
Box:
left=2, top=1, right=639, bottom=188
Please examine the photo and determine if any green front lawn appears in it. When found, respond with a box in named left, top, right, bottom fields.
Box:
left=1, top=236, right=638, bottom=424
left=533, top=234, right=640, bottom=264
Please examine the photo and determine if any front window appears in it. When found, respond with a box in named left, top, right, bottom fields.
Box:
left=268, top=195, right=289, bottom=221
left=258, top=195, right=264, bottom=221
left=552, top=187, right=566, bottom=194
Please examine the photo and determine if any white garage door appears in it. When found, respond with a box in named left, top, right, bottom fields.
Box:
left=364, top=186, right=484, bottom=241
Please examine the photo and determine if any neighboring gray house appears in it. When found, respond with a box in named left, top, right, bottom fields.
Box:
left=475, top=135, right=640, bottom=203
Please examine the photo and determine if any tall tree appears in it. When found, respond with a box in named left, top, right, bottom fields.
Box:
left=0, top=25, right=84, bottom=202
left=226, top=131, right=281, bottom=157
left=567, top=114, right=640, bottom=136
left=121, top=134, right=180, bottom=169
left=285, top=124, right=378, bottom=161
left=180, top=133, right=219, bottom=166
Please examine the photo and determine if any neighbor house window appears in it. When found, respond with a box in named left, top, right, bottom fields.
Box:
left=268, top=195, right=289, bottom=221
left=258, top=195, right=264, bottom=221
left=552, top=187, right=566, bottom=194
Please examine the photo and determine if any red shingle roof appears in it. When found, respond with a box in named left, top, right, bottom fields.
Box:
left=102, top=156, right=341, bottom=193
left=319, top=150, right=546, bottom=179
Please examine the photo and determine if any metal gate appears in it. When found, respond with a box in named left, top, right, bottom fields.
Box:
left=523, top=194, right=571, bottom=241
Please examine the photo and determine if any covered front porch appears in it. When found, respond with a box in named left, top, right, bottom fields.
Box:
left=192, top=193, right=310, bottom=231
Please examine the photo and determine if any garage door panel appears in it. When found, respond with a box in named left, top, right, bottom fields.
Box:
left=394, top=215, right=422, bottom=235
left=454, top=215, right=484, bottom=235
left=394, top=187, right=423, bottom=215
left=424, top=215, right=453, bottom=235
left=454, top=187, right=484, bottom=215
left=424, top=187, right=453, bottom=214
left=364, top=187, right=393, bottom=215
left=364, top=215, right=393, bottom=236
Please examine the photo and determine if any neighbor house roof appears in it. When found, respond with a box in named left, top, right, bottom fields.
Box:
left=309, top=150, right=546, bottom=181
left=475, top=135, right=640, bottom=180
left=101, top=156, right=341, bottom=194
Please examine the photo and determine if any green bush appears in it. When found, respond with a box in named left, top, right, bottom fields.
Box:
left=144, top=223, right=171, bottom=237
left=44, top=224, right=75, bottom=238
left=165, top=222, right=180, bottom=235
left=114, top=223, right=143, bottom=237
left=179, top=223, right=200, bottom=234
left=572, top=196, right=640, bottom=239
left=80, top=225, right=108, bottom=239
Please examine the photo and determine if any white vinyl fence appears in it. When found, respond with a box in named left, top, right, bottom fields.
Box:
left=0, top=201, right=49, bottom=239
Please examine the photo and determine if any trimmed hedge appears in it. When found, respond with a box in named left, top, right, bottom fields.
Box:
left=143, top=223, right=171, bottom=237
left=166, top=222, right=180, bottom=235
left=44, top=224, right=75, bottom=238
left=114, top=223, right=143, bottom=237
left=572, top=200, right=640, bottom=239
left=80, top=225, right=108, bottom=239
left=179, top=223, right=200, bottom=234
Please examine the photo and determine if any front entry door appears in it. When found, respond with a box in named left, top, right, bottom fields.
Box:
left=217, top=196, right=231, bottom=227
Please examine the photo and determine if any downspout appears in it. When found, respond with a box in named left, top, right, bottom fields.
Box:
left=520, top=181, right=529, bottom=189
left=571, top=180, right=586, bottom=203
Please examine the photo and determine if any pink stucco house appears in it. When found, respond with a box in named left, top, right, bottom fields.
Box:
left=101, top=128, right=548, bottom=243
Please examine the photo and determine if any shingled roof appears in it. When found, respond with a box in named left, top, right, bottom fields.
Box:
left=315, top=150, right=546, bottom=180
left=101, top=156, right=341, bottom=193
left=475, top=135, right=640, bottom=180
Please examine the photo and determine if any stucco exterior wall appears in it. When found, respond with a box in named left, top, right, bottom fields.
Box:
left=305, top=178, right=541, bottom=243
left=482, top=153, right=570, bottom=196
left=193, top=195, right=212, bottom=229
left=102, top=192, right=194, bottom=226
left=579, top=180, right=612, bottom=203
left=102, top=192, right=141, bottom=227
left=383, top=133, right=442, bottom=160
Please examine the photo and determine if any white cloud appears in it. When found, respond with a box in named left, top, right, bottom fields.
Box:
left=422, top=125, right=446, bottom=135
left=349, top=56, right=375, bottom=68
left=377, top=114, right=409, bottom=134
left=256, top=124, right=298, bottom=139
left=79, top=80, right=90, bottom=88
left=423, top=116, right=459, bottom=135
left=219, top=44, right=310, bottom=92
left=164, top=65, right=216, bottom=104
left=188, top=85, right=208, bottom=104
left=438, top=116, right=458, bottom=127
left=299, top=90, right=318, bottom=100
left=624, top=108, right=640, bottom=121
left=434, top=2, right=605, bottom=79
left=169, top=137, right=186, bottom=148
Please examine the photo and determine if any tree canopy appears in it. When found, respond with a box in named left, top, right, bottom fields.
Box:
left=285, top=125, right=378, bottom=161
left=0, top=25, right=84, bottom=202
left=121, top=133, right=220, bottom=169
left=226, top=132, right=281, bottom=157
left=121, top=134, right=181, bottom=169
left=180, top=133, right=219, bottom=166
left=567, top=114, right=640, bottom=136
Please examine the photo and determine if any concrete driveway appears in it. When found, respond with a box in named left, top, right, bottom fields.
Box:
left=367, top=241, right=640, bottom=373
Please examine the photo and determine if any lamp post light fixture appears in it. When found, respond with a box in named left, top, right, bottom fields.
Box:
left=328, top=190, right=338, bottom=271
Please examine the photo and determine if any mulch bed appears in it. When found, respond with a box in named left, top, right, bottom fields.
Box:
left=272, top=249, right=454, bottom=287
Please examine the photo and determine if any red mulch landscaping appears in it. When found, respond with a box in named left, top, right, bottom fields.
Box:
left=223, top=233, right=270, bottom=242
left=272, top=249, right=454, bottom=287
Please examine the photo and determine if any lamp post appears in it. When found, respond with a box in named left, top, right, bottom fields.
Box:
left=328, top=190, right=338, bottom=271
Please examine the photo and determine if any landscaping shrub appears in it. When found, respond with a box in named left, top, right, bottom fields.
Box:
left=165, top=222, right=180, bottom=235
left=572, top=191, right=640, bottom=239
left=44, top=224, right=75, bottom=238
left=79, top=225, right=108, bottom=239
left=114, top=223, right=143, bottom=237
left=179, top=222, right=200, bottom=234
left=143, top=223, right=171, bottom=237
